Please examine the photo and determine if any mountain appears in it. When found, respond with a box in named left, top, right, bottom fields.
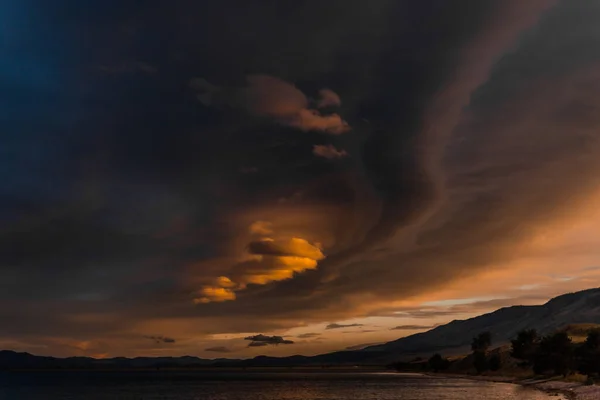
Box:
left=2, top=288, right=600, bottom=369
left=361, top=287, right=600, bottom=361
left=0, top=351, right=235, bottom=370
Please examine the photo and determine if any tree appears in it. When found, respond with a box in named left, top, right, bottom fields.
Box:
left=428, top=353, right=450, bottom=372
left=585, top=329, right=600, bottom=349
left=471, top=331, right=492, bottom=353
left=471, top=332, right=492, bottom=374
left=511, top=329, right=539, bottom=365
left=576, top=329, right=600, bottom=377
left=534, top=331, right=573, bottom=376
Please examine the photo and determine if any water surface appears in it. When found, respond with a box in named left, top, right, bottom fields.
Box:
left=0, top=371, right=565, bottom=399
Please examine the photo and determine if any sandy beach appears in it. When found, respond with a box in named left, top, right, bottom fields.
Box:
left=426, top=373, right=600, bottom=399
left=526, top=379, right=600, bottom=400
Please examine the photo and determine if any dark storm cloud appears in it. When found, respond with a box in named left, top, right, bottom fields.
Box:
left=205, top=346, right=232, bottom=353
left=325, top=323, right=363, bottom=330
left=244, top=334, right=294, bottom=346
left=5, top=0, right=600, bottom=358
left=144, top=335, right=176, bottom=344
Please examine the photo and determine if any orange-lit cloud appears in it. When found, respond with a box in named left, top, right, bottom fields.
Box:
left=248, top=238, right=324, bottom=260
left=194, top=231, right=326, bottom=304
left=249, top=220, right=274, bottom=236
left=194, top=280, right=237, bottom=304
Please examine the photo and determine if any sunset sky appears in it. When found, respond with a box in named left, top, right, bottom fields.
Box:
left=3, top=0, right=600, bottom=359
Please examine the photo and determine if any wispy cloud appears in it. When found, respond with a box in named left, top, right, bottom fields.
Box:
left=326, top=323, right=364, bottom=330
left=297, top=332, right=321, bottom=339
left=390, top=325, right=435, bottom=331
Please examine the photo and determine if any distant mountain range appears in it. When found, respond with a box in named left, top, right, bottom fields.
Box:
left=3, top=288, right=600, bottom=369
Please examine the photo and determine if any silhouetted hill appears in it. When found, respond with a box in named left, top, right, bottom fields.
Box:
left=3, top=288, right=600, bottom=369
left=0, top=351, right=228, bottom=370
left=363, top=287, right=600, bottom=361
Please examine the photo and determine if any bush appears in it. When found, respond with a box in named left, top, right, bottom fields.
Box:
left=428, top=353, right=450, bottom=372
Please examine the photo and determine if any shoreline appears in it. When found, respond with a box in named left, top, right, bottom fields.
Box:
left=422, top=372, right=600, bottom=399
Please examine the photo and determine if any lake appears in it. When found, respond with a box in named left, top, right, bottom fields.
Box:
left=0, top=371, right=566, bottom=399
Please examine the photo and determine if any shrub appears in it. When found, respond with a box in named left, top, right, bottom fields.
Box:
left=428, top=353, right=450, bottom=372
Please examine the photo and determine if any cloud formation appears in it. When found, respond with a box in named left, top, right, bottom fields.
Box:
left=244, top=334, right=294, bottom=346
left=316, top=89, right=342, bottom=108
left=195, top=279, right=237, bottom=304
left=297, top=333, right=321, bottom=339
left=312, top=144, right=348, bottom=159
left=326, top=323, right=364, bottom=330
left=391, top=325, right=435, bottom=331
left=191, top=75, right=350, bottom=134
left=194, top=234, right=326, bottom=304
left=249, top=221, right=274, bottom=236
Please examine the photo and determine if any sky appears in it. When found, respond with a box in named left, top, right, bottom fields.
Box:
left=2, top=0, right=600, bottom=359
